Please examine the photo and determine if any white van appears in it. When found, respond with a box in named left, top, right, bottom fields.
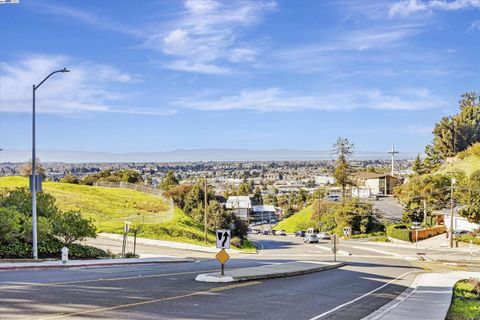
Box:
left=325, top=195, right=340, bottom=202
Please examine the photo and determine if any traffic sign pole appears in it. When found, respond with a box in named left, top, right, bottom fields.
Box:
left=334, top=235, right=337, bottom=262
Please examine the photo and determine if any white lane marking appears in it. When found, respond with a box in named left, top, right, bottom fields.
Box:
left=308, top=271, right=417, bottom=320
left=351, top=246, right=418, bottom=260
left=314, top=245, right=351, bottom=256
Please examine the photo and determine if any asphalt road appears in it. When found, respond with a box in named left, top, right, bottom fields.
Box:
left=0, top=236, right=420, bottom=320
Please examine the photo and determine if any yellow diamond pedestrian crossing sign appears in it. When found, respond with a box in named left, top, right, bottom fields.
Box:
left=216, top=249, right=230, bottom=264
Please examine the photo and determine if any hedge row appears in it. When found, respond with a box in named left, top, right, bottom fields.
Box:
left=386, top=224, right=412, bottom=242
left=0, top=237, right=108, bottom=259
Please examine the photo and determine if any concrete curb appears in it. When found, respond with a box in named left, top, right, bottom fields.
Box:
left=361, top=273, right=424, bottom=320
left=426, top=257, right=480, bottom=266
left=195, top=261, right=346, bottom=283
left=0, top=257, right=195, bottom=271
left=362, top=271, right=480, bottom=320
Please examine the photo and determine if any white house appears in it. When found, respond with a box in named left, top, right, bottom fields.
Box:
left=315, top=175, right=336, bottom=186
left=225, top=196, right=252, bottom=221
left=435, top=208, right=480, bottom=232
left=251, top=205, right=278, bottom=223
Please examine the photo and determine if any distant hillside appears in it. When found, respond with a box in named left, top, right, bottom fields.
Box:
left=0, top=148, right=419, bottom=163
left=273, top=205, right=315, bottom=233
left=0, top=176, right=216, bottom=245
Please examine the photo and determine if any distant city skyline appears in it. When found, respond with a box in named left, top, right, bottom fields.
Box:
left=1, top=0, right=479, bottom=154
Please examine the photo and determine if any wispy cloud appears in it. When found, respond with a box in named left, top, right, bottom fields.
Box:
left=173, top=87, right=445, bottom=112
left=389, top=0, right=480, bottom=17
left=145, top=0, right=276, bottom=74
left=26, top=2, right=140, bottom=36
left=0, top=55, right=173, bottom=116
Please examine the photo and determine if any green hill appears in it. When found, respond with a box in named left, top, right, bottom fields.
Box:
left=0, top=176, right=216, bottom=246
left=273, top=205, right=315, bottom=233
left=437, top=155, right=480, bottom=177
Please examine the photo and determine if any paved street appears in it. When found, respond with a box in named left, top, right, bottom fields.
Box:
left=0, top=235, right=423, bottom=320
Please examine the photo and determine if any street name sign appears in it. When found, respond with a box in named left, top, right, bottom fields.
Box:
left=216, top=229, right=231, bottom=249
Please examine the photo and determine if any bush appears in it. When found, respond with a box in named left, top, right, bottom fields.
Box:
left=457, top=234, right=480, bottom=245
left=0, top=237, right=108, bottom=259
left=386, top=224, right=412, bottom=242
left=0, top=207, right=22, bottom=242
left=52, top=210, right=96, bottom=244
left=350, top=231, right=385, bottom=239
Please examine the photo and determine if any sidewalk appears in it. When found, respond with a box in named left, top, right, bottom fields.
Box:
left=362, top=271, right=480, bottom=320
left=0, top=257, right=195, bottom=271
left=195, top=261, right=346, bottom=283
left=97, top=233, right=257, bottom=254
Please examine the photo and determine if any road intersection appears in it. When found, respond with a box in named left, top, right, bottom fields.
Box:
left=0, top=234, right=436, bottom=319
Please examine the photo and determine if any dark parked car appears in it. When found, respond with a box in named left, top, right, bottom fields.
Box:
left=453, top=230, right=469, bottom=239
left=295, top=230, right=306, bottom=237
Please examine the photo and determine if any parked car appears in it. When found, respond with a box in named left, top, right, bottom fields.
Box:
left=453, top=230, right=469, bottom=239
left=304, top=234, right=319, bottom=244
left=252, top=229, right=261, bottom=234
left=262, top=229, right=270, bottom=235
left=318, top=232, right=331, bottom=240
left=295, top=230, right=306, bottom=237
left=325, top=195, right=340, bottom=202
left=277, top=230, right=287, bottom=236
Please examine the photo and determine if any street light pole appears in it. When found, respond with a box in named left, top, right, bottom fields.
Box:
left=31, top=68, right=70, bottom=259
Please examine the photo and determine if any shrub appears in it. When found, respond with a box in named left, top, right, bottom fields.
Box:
left=0, top=207, right=22, bottom=242
left=52, top=210, right=96, bottom=244
left=386, top=224, right=412, bottom=242
left=0, top=237, right=108, bottom=259
left=457, top=234, right=480, bottom=245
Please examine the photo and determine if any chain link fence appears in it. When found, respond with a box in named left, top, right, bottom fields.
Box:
left=94, top=181, right=174, bottom=222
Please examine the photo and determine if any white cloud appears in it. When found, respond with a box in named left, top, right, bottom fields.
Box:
left=389, top=0, right=480, bottom=17
left=173, top=87, right=445, bottom=112
left=145, top=0, right=276, bottom=73
left=0, top=55, right=149, bottom=115
left=469, top=20, right=480, bottom=30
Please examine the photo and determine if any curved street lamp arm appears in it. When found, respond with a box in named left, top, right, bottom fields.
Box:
left=35, top=68, right=70, bottom=90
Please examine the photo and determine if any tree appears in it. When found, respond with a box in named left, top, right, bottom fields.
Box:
left=160, top=171, right=179, bottom=191
left=19, top=158, right=45, bottom=179
left=425, top=92, right=480, bottom=162
left=411, top=154, right=425, bottom=175
left=394, top=174, right=450, bottom=225
left=237, top=180, right=251, bottom=196
left=52, top=211, right=97, bottom=245
left=252, top=186, right=263, bottom=204
left=60, top=174, right=79, bottom=184
left=457, top=170, right=480, bottom=223
left=332, top=137, right=354, bottom=199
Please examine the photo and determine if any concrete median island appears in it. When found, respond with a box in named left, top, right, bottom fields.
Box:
left=195, top=261, right=346, bottom=283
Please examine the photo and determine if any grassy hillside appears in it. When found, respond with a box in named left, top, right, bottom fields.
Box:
left=437, top=155, right=480, bottom=177
left=273, top=205, right=314, bottom=233
left=0, top=176, right=171, bottom=232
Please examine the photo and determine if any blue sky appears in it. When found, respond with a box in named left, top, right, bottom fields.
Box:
left=0, top=0, right=479, bottom=155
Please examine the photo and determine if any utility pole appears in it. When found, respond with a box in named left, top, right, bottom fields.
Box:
left=317, top=195, right=321, bottom=230
left=449, top=119, right=456, bottom=248
left=387, top=146, right=399, bottom=176
left=204, top=176, right=208, bottom=244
